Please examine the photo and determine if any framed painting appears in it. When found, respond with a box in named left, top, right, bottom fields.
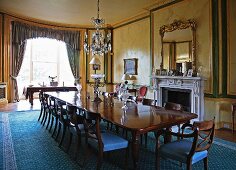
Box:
left=124, top=58, right=138, bottom=75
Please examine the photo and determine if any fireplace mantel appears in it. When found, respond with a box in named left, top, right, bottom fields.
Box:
left=152, top=76, right=204, bottom=121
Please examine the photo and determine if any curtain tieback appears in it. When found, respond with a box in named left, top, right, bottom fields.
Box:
left=10, top=75, right=17, bottom=80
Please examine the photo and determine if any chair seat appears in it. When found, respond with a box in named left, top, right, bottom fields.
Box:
left=159, top=139, right=208, bottom=164
left=88, top=132, right=128, bottom=152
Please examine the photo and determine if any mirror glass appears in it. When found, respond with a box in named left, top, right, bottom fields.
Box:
left=160, top=20, right=196, bottom=76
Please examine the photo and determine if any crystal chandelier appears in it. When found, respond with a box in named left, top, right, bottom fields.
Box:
left=84, top=0, right=112, bottom=56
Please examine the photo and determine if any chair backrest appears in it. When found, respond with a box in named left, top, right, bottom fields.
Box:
left=142, top=98, right=156, bottom=106
left=164, top=102, right=183, bottom=111
left=55, top=99, right=67, bottom=122
left=39, top=92, right=48, bottom=107
left=66, top=104, right=84, bottom=126
left=193, top=119, right=215, bottom=152
left=83, top=111, right=103, bottom=148
left=136, top=86, right=147, bottom=102
left=138, top=86, right=148, bottom=97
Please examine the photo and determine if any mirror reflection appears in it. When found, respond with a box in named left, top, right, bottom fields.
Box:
left=160, top=19, right=196, bottom=76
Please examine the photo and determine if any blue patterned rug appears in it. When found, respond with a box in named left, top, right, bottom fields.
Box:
left=1, top=111, right=236, bottom=170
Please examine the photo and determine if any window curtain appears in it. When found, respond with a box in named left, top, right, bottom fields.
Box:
left=11, top=41, right=27, bottom=102
left=66, top=44, right=79, bottom=84
left=11, top=21, right=80, bottom=102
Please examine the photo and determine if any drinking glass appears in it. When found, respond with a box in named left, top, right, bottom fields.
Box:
left=121, top=90, right=130, bottom=110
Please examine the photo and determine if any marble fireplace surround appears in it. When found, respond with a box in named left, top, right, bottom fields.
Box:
left=152, top=76, right=204, bottom=121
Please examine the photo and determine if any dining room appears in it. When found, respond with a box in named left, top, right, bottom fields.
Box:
left=0, top=0, right=236, bottom=169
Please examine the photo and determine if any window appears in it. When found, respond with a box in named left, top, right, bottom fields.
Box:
left=18, top=38, right=74, bottom=97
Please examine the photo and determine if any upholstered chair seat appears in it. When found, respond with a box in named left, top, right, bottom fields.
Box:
left=159, top=139, right=208, bottom=164
left=88, top=132, right=128, bottom=152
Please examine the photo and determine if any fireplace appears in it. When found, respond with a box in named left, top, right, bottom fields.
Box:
left=152, top=76, right=204, bottom=121
left=0, top=82, right=8, bottom=106
left=162, top=88, right=191, bottom=112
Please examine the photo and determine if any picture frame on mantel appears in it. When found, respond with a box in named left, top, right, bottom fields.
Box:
left=124, top=58, right=138, bottom=75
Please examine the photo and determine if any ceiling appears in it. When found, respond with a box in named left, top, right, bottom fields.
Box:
left=0, top=0, right=161, bottom=27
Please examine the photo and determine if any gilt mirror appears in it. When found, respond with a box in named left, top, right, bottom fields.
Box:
left=159, top=19, right=196, bottom=75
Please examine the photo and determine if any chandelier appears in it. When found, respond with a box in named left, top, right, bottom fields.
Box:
left=84, top=0, right=112, bottom=56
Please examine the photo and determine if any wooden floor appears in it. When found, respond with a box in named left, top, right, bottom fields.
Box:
left=1, top=99, right=236, bottom=143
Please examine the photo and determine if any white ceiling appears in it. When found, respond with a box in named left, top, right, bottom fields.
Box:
left=0, top=0, right=160, bottom=27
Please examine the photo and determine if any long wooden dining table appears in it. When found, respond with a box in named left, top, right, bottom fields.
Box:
left=25, top=86, right=77, bottom=105
left=46, top=91, right=197, bottom=169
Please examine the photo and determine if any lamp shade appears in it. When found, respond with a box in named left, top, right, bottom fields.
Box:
left=89, top=56, right=101, bottom=65
left=121, top=74, right=132, bottom=81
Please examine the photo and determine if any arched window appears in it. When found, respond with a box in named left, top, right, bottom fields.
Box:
left=18, top=38, right=74, bottom=98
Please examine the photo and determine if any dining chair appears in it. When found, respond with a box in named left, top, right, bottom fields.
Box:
left=41, top=94, right=50, bottom=127
left=136, top=86, right=148, bottom=102
left=164, top=102, right=184, bottom=111
left=66, top=105, right=85, bottom=160
left=54, top=99, right=68, bottom=146
left=141, top=98, right=156, bottom=147
left=156, top=119, right=215, bottom=170
left=164, top=102, right=184, bottom=141
left=142, top=98, right=156, bottom=106
left=48, top=96, right=59, bottom=135
left=83, top=110, right=129, bottom=170
left=38, top=92, right=47, bottom=123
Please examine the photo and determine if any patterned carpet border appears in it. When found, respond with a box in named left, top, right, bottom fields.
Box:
left=2, top=113, right=18, bottom=170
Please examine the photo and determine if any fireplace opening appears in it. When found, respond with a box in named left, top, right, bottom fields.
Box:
left=162, top=88, right=191, bottom=112
left=0, top=84, right=6, bottom=99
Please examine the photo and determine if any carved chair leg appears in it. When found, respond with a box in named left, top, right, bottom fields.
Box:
left=42, top=110, right=48, bottom=126
left=55, top=123, right=61, bottom=141
left=204, top=157, right=208, bottom=170
left=97, top=150, right=103, bottom=170
left=38, top=106, right=43, bottom=121
left=59, top=125, right=67, bottom=147
left=67, top=132, right=73, bottom=153
left=187, top=161, right=192, bottom=170
left=52, top=117, right=58, bottom=137
left=41, top=108, right=46, bottom=124
left=49, top=116, right=54, bottom=132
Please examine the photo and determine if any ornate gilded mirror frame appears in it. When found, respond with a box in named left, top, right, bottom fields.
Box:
left=159, top=19, right=196, bottom=72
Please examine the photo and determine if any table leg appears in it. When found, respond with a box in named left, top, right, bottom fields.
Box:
left=29, top=92, right=34, bottom=105
left=131, top=131, right=140, bottom=170
left=164, top=127, right=172, bottom=143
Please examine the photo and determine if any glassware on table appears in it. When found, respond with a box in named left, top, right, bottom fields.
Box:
left=121, top=90, right=130, bottom=110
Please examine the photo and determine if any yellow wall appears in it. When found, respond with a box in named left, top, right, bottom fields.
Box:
left=228, top=0, right=236, bottom=95
left=153, top=0, right=212, bottom=94
left=112, top=0, right=235, bottom=129
left=0, top=14, right=2, bottom=82
left=113, top=18, right=151, bottom=86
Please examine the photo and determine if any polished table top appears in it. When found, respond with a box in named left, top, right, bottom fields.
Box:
left=46, top=91, right=198, bottom=133
left=46, top=91, right=198, bottom=169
